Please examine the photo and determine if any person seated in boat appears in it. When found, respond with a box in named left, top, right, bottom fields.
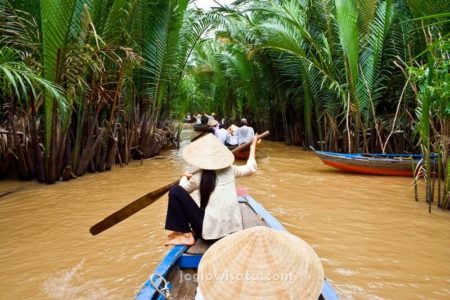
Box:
left=164, top=133, right=259, bottom=246
left=195, top=226, right=324, bottom=300
left=236, top=118, right=255, bottom=144
left=195, top=114, right=202, bottom=125
left=200, top=115, right=208, bottom=125
left=215, top=124, right=228, bottom=144
left=208, top=118, right=219, bottom=133
left=225, top=125, right=239, bottom=146
left=204, top=112, right=216, bottom=121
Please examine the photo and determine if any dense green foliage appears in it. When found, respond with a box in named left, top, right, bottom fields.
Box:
left=174, top=0, right=449, bottom=208
left=0, top=0, right=215, bottom=182
left=180, top=0, right=448, bottom=151
left=0, top=0, right=449, bottom=207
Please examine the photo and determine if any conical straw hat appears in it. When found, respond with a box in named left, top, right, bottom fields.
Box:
left=228, top=124, right=238, bottom=134
left=208, top=119, right=219, bottom=126
left=197, top=226, right=324, bottom=300
left=183, top=134, right=234, bottom=170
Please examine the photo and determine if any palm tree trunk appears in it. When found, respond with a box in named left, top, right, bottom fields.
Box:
left=30, top=94, right=45, bottom=182
left=9, top=110, right=29, bottom=178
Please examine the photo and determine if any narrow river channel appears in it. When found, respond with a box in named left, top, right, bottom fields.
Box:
left=0, top=128, right=449, bottom=299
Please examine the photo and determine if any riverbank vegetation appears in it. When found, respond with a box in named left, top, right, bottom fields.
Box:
left=1, top=0, right=212, bottom=182
left=1, top=0, right=449, bottom=208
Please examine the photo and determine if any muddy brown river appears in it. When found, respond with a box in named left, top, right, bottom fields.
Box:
left=0, top=128, right=449, bottom=299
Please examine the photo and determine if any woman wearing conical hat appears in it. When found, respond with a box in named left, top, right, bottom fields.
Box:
left=165, top=133, right=259, bottom=245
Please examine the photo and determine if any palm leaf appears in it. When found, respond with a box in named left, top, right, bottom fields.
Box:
left=0, top=47, right=65, bottom=106
left=39, top=0, right=90, bottom=155
left=335, top=0, right=359, bottom=90
left=356, top=0, right=394, bottom=122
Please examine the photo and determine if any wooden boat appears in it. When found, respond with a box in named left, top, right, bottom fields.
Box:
left=311, top=147, right=434, bottom=176
left=193, top=123, right=209, bottom=132
left=136, top=193, right=339, bottom=300
left=227, top=145, right=250, bottom=160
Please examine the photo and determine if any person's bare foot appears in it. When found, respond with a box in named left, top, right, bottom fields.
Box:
left=164, top=232, right=195, bottom=246
left=167, top=231, right=177, bottom=239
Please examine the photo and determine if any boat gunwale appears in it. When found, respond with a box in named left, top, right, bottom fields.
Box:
left=315, top=150, right=428, bottom=162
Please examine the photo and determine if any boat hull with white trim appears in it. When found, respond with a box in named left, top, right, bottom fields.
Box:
left=312, top=147, right=435, bottom=176
left=136, top=193, right=339, bottom=300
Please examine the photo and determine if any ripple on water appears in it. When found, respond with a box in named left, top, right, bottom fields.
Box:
left=42, top=260, right=110, bottom=300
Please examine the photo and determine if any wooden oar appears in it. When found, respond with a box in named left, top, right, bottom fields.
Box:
left=89, top=131, right=269, bottom=235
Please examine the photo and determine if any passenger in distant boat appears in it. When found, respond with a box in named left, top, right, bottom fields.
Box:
left=215, top=124, right=228, bottom=144
left=208, top=118, right=219, bottom=132
left=236, top=118, right=255, bottom=144
left=225, top=124, right=238, bottom=146
left=195, top=114, right=202, bottom=125
left=204, top=112, right=216, bottom=121
left=185, top=113, right=192, bottom=122
left=164, top=133, right=259, bottom=246
left=195, top=226, right=324, bottom=300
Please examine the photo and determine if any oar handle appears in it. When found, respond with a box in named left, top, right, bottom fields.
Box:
left=231, top=131, right=270, bottom=153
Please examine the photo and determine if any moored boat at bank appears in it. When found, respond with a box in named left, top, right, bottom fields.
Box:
left=136, top=194, right=338, bottom=300
left=311, top=147, right=435, bottom=176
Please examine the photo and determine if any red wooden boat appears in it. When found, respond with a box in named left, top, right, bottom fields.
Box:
left=311, top=147, right=435, bottom=176
left=227, top=145, right=250, bottom=160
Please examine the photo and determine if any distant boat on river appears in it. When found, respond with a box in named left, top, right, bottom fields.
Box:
left=227, top=144, right=250, bottom=159
left=193, top=123, right=210, bottom=132
left=311, top=147, right=436, bottom=176
left=136, top=193, right=339, bottom=300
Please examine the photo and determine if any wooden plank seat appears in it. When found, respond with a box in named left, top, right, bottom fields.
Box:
left=186, top=200, right=267, bottom=256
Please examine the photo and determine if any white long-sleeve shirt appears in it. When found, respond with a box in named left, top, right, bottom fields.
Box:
left=226, top=133, right=238, bottom=146
left=236, top=125, right=255, bottom=144
left=179, top=158, right=257, bottom=240
left=215, top=128, right=228, bottom=144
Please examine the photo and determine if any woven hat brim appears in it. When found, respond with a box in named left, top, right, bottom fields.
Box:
left=198, top=226, right=324, bottom=299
